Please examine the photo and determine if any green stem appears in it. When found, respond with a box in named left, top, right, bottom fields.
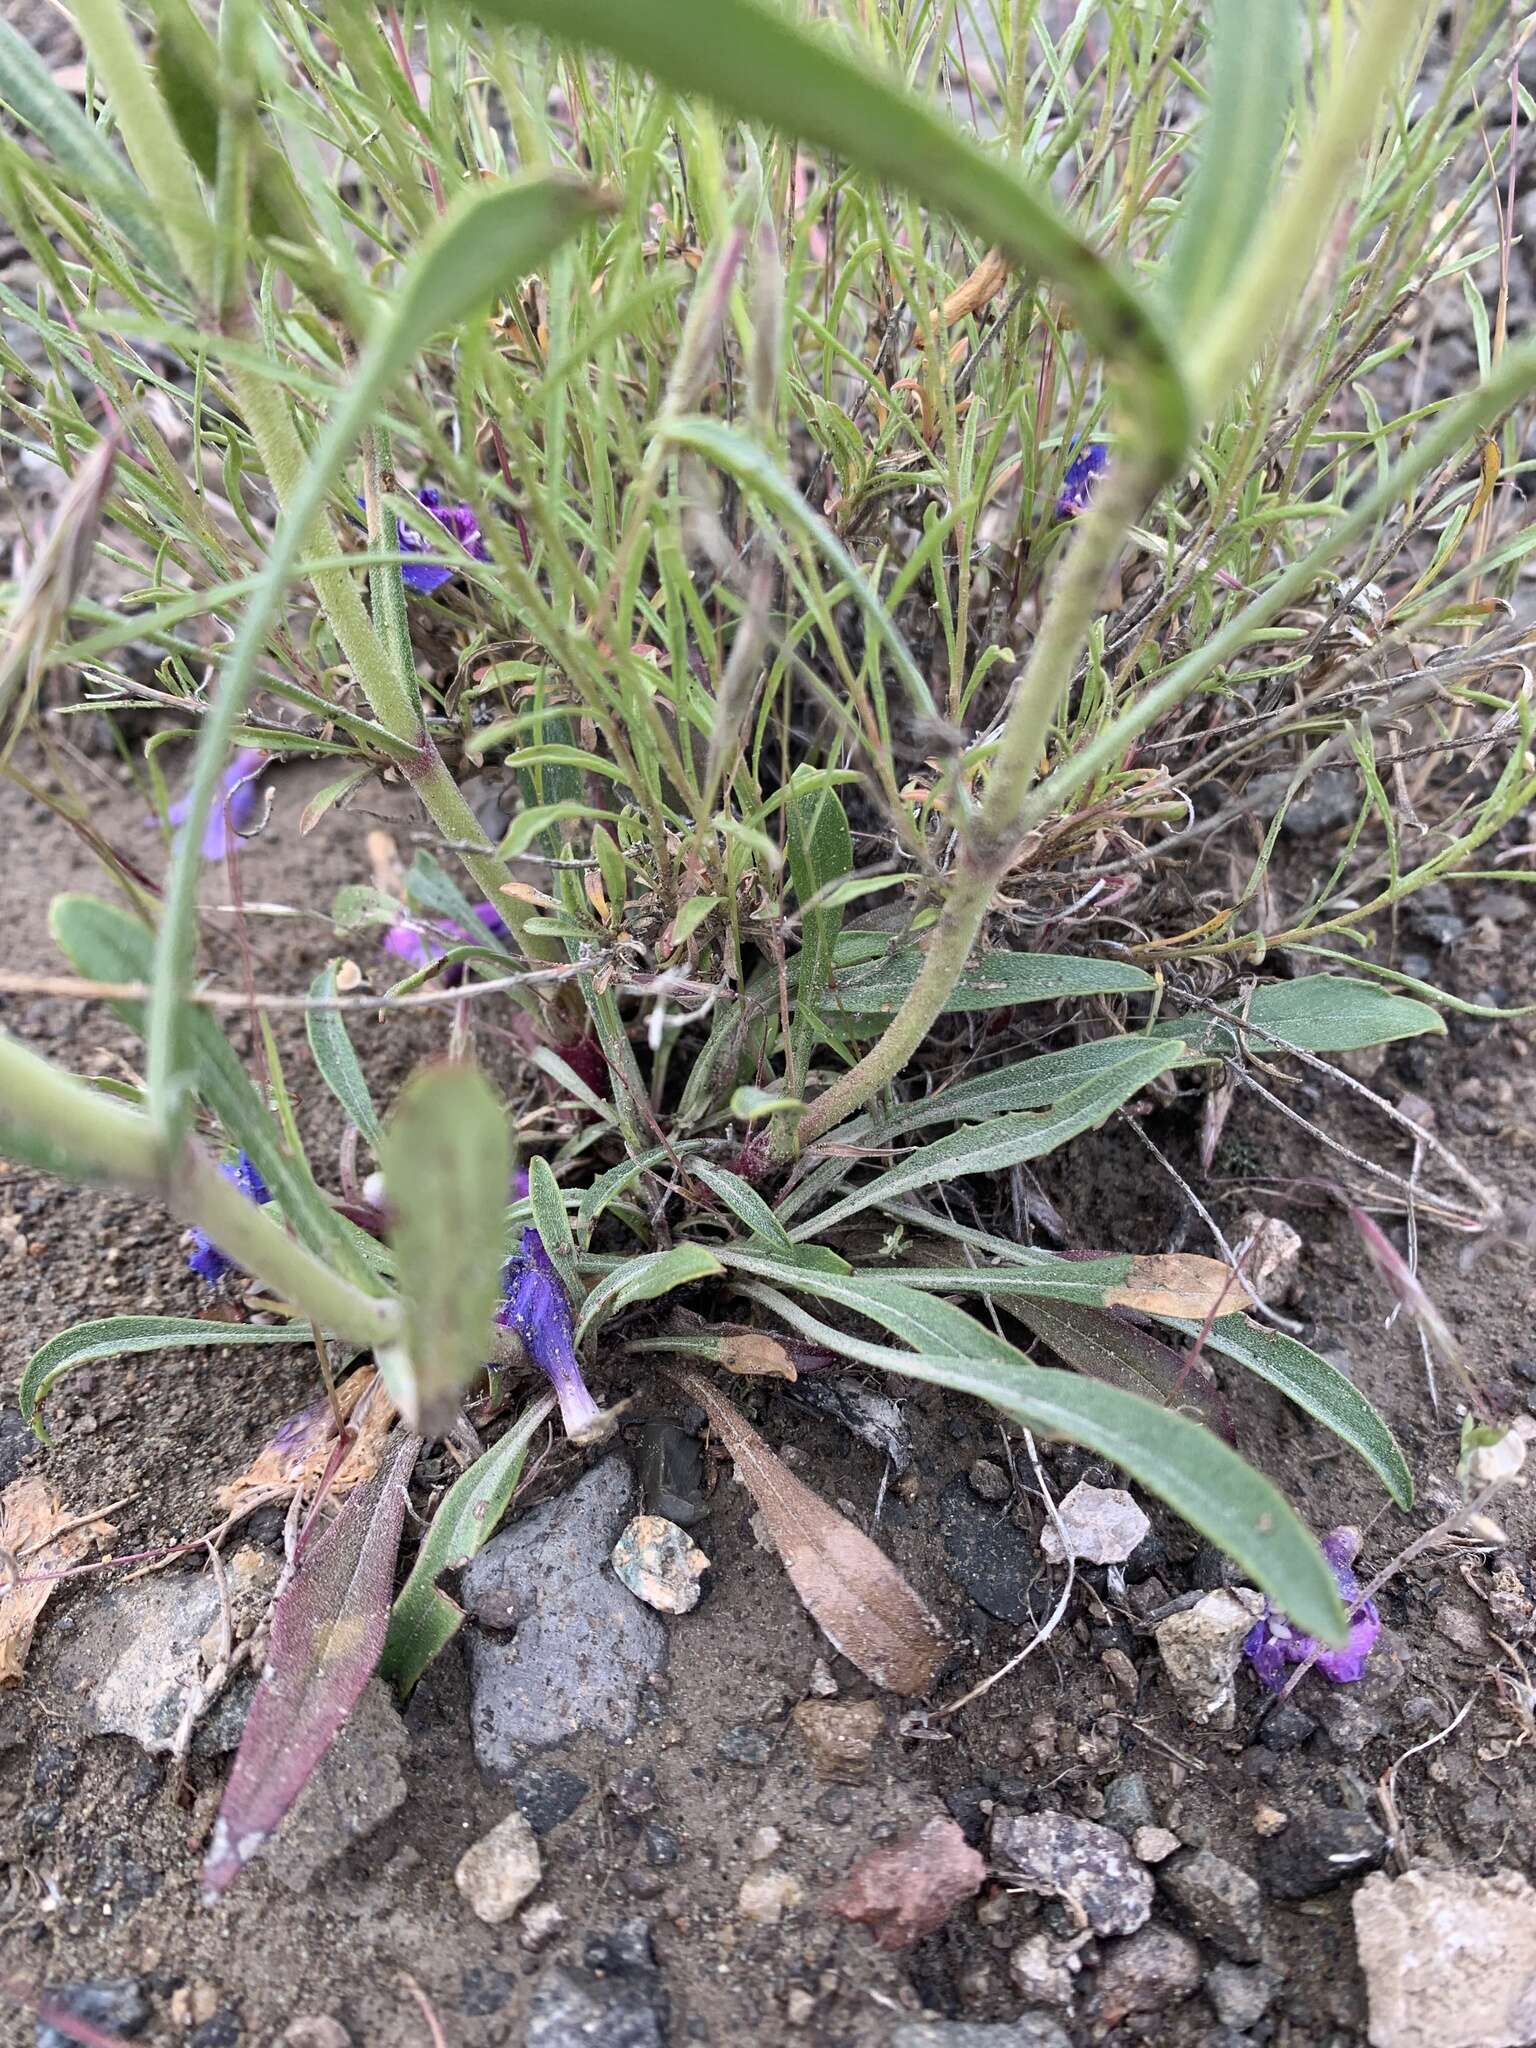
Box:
left=1190, top=0, right=1434, bottom=416
left=70, top=0, right=214, bottom=297
left=0, top=1035, right=400, bottom=1347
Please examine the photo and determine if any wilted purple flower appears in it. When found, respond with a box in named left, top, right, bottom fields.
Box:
left=357, top=487, right=490, bottom=595
left=187, top=1151, right=271, bottom=1284
left=381, top=901, right=509, bottom=974
left=1244, top=1526, right=1381, bottom=1692
left=1056, top=442, right=1108, bottom=519
left=496, top=1226, right=603, bottom=1441
left=169, top=747, right=268, bottom=862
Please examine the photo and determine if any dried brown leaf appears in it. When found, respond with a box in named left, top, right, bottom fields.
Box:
left=718, top=1332, right=799, bottom=1381
left=827, top=1816, right=985, bottom=1948
left=214, top=1367, right=396, bottom=1518
left=941, top=247, right=1007, bottom=324
left=0, top=1478, right=114, bottom=1685
left=675, top=1371, right=946, bottom=1694
left=1100, top=1253, right=1245, bottom=1319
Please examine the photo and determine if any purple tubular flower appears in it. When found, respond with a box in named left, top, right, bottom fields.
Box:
left=1244, top=1526, right=1381, bottom=1693
left=369, top=486, right=490, bottom=595
left=1056, top=442, right=1108, bottom=520
left=169, top=747, right=268, bottom=862
left=186, top=1152, right=271, bottom=1285
left=495, top=1226, right=603, bottom=1441
left=380, top=901, right=509, bottom=975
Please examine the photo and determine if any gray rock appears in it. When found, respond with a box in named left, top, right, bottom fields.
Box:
left=990, top=1811, right=1154, bottom=1937
left=513, top=1765, right=590, bottom=1835
left=1087, top=1924, right=1202, bottom=2025
left=636, top=1421, right=708, bottom=1526
left=1158, top=1849, right=1264, bottom=1961
left=890, top=2023, right=1071, bottom=2048
left=37, top=1980, right=149, bottom=2048
left=641, top=1822, right=679, bottom=1868
left=716, top=1724, right=773, bottom=1766
left=1353, top=1868, right=1536, bottom=2048
left=268, top=1679, right=408, bottom=1892
left=1313, top=1686, right=1386, bottom=1755
left=1008, top=1932, right=1077, bottom=2007
left=527, top=1921, right=667, bottom=2048
left=1258, top=1700, right=1317, bottom=1751
left=1282, top=769, right=1358, bottom=838
left=1102, top=1772, right=1158, bottom=1837
left=1207, top=1962, right=1279, bottom=2030
left=58, top=1551, right=277, bottom=1756
left=460, top=1458, right=666, bottom=1765
left=940, top=1477, right=1040, bottom=1624
left=1259, top=1807, right=1387, bottom=1900
left=969, top=1458, right=1011, bottom=1502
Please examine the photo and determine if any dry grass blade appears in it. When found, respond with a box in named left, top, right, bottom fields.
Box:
left=674, top=1369, right=947, bottom=1695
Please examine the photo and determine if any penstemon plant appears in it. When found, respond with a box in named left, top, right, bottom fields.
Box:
left=2, top=0, right=1533, bottom=1878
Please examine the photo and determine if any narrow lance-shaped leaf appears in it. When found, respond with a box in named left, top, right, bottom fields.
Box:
left=574, top=1245, right=724, bottom=1345
left=675, top=1370, right=947, bottom=1694
left=822, top=946, right=1155, bottom=1021
left=306, top=964, right=381, bottom=1147
left=1155, top=975, right=1446, bottom=1058
left=381, top=1394, right=555, bottom=1698
left=20, top=1315, right=312, bottom=1443
left=794, top=1041, right=1180, bottom=1238
left=785, top=767, right=852, bottom=1081
left=738, top=1279, right=1346, bottom=1645
left=203, top=1432, right=421, bottom=1897
left=888, top=1253, right=1242, bottom=1319
left=1003, top=1297, right=1230, bottom=1438
left=381, top=1063, right=511, bottom=1435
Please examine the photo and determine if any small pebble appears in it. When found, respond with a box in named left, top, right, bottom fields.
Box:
left=1258, top=1807, right=1387, bottom=1900
left=791, top=1699, right=883, bottom=1782
left=785, top=1988, right=815, bottom=2026
left=1008, top=1932, right=1077, bottom=2008
left=518, top=1900, right=565, bottom=1952
left=1133, top=1826, right=1181, bottom=1865
left=808, top=1658, right=839, bottom=1698
left=281, top=2024, right=349, bottom=2048
left=642, top=1823, right=680, bottom=1868
left=738, top=1870, right=803, bottom=1925
left=968, top=1457, right=1011, bottom=1502
left=817, top=1788, right=855, bottom=1826
left=716, top=1725, right=773, bottom=1767
left=1207, top=1961, right=1279, bottom=2031
left=611, top=1514, right=710, bottom=1615
left=749, top=1826, right=782, bottom=1863
left=1252, top=1805, right=1289, bottom=1838
left=454, top=1810, right=542, bottom=1924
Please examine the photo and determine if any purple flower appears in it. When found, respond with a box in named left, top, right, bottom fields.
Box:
left=1056, top=442, right=1108, bottom=520
left=169, top=748, right=268, bottom=862
left=1244, top=1526, right=1381, bottom=1692
left=187, top=1152, right=271, bottom=1284
left=381, top=901, right=510, bottom=975
left=495, top=1226, right=604, bottom=1441
left=358, top=487, right=490, bottom=595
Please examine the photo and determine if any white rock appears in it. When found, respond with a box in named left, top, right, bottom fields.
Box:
left=1008, top=1931, right=1078, bottom=2007
left=1352, top=1868, right=1536, bottom=2048
left=1236, top=1211, right=1303, bottom=1306
left=454, top=1809, right=542, bottom=1924
left=283, top=2024, right=350, bottom=2048
left=1039, top=1481, right=1150, bottom=1565
left=1132, top=1825, right=1181, bottom=1865
left=611, top=1514, right=710, bottom=1614
left=808, top=1656, right=839, bottom=1697
left=518, top=1899, right=566, bottom=1952
left=738, top=1869, right=804, bottom=1925
left=1154, top=1588, right=1265, bottom=1729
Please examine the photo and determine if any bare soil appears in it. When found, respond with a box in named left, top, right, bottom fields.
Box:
left=0, top=754, right=1534, bottom=2048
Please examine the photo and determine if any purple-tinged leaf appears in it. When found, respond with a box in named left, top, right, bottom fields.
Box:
left=202, top=1432, right=421, bottom=1898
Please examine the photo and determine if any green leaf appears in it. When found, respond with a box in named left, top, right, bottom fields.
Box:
left=1003, top=1297, right=1226, bottom=1431
left=575, top=1146, right=673, bottom=1234
left=1167, top=0, right=1300, bottom=338
left=498, top=801, right=612, bottom=858
left=785, top=767, right=853, bottom=1078
left=739, top=1277, right=1345, bottom=1645
left=20, top=1315, right=311, bottom=1442
left=721, top=1247, right=1020, bottom=1360
left=526, top=1154, right=580, bottom=1297
left=574, top=1245, right=725, bottom=1344
left=50, top=896, right=377, bottom=1287
left=1163, top=1315, right=1414, bottom=1509
left=1160, top=975, right=1446, bottom=1056
left=730, top=1085, right=802, bottom=1121
left=794, top=1041, right=1179, bottom=1237
left=380, top=1393, right=554, bottom=1697
left=464, top=0, right=1191, bottom=467
left=823, top=946, right=1154, bottom=1020
left=331, top=884, right=402, bottom=934
left=380, top=1063, right=511, bottom=1434
left=299, top=768, right=371, bottom=836
left=688, top=1158, right=793, bottom=1248
left=881, top=1036, right=1186, bottom=1134
left=306, top=964, right=381, bottom=1147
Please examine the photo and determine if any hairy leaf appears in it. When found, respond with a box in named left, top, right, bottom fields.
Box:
left=306, top=964, right=381, bottom=1146
left=1160, top=976, right=1445, bottom=1057
left=574, top=1245, right=725, bottom=1343
left=823, top=946, right=1154, bottom=1020
left=20, top=1315, right=311, bottom=1442
left=203, top=1433, right=420, bottom=1896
